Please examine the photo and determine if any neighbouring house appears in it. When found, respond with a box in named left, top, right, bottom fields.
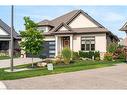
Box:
left=119, top=38, right=127, bottom=47
left=26, top=9, right=119, bottom=59
left=120, top=22, right=127, bottom=47
left=0, top=19, right=21, bottom=56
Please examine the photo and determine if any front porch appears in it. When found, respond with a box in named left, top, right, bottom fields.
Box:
left=55, top=34, right=73, bottom=56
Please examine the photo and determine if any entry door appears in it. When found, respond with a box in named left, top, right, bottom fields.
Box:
left=63, top=37, right=70, bottom=48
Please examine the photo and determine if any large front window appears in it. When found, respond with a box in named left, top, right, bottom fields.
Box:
left=81, top=36, right=95, bottom=51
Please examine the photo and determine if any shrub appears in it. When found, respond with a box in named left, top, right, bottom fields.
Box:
left=118, top=52, right=126, bottom=61
left=95, top=57, right=100, bottom=61
left=104, top=53, right=113, bottom=61
left=79, top=51, right=90, bottom=58
left=107, top=43, right=118, bottom=53
left=113, top=47, right=126, bottom=61
left=94, top=51, right=100, bottom=60
left=72, top=52, right=79, bottom=60
left=62, top=47, right=72, bottom=64
left=79, top=51, right=100, bottom=60
left=89, top=51, right=94, bottom=59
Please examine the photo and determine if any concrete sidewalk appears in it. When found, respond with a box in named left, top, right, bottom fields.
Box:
left=0, top=58, right=41, bottom=68
left=0, top=81, right=6, bottom=90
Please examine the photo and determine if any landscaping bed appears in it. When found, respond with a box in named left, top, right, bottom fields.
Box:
left=0, top=60, right=123, bottom=80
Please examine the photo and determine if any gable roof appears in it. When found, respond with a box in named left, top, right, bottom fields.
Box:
left=120, top=21, right=127, bottom=31
left=38, top=9, right=118, bottom=41
left=0, top=19, right=20, bottom=39
left=38, top=9, right=105, bottom=32
left=54, top=22, right=72, bottom=32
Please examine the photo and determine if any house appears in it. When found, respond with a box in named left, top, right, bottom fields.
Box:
left=120, top=22, right=127, bottom=47
left=0, top=19, right=21, bottom=56
left=119, top=38, right=127, bottom=47
left=32, top=9, right=119, bottom=59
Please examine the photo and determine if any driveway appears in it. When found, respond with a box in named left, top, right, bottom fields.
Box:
left=0, top=58, right=41, bottom=68
left=2, top=63, right=127, bottom=89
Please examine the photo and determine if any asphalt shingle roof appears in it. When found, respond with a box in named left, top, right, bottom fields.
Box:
left=38, top=9, right=119, bottom=41
left=0, top=19, right=20, bottom=39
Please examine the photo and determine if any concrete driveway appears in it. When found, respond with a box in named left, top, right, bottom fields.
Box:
left=2, top=63, right=127, bottom=89
left=0, top=58, right=41, bottom=68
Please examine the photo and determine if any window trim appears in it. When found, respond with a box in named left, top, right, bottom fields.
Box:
left=81, top=36, right=95, bottom=51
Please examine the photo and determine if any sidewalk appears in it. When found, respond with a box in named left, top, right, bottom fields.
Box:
left=0, top=58, right=41, bottom=68
left=0, top=81, right=6, bottom=90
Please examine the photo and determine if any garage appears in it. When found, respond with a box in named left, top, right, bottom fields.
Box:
left=26, top=41, right=55, bottom=58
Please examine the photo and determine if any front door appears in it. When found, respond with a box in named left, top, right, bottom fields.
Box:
left=63, top=36, right=70, bottom=48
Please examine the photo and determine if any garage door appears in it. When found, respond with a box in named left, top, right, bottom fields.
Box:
left=40, top=41, right=55, bottom=58
left=26, top=41, right=55, bottom=58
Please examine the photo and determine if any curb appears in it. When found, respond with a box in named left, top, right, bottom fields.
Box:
left=0, top=81, right=7, bottom=90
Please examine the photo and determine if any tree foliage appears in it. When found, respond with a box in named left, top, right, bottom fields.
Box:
left=20, top=17, right=44, bottom=67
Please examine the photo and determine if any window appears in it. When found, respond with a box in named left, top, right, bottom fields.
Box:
left=49, top=46, right=55, bottom=49
left=49, top=50, right=55, bottom=53
left=81, top=36, right=95, bottom=51
left=38, top=27, right=47, bottom=32
left=49, top=55, right=55, bottom=58
left=49, top=42, right=55, bottom=45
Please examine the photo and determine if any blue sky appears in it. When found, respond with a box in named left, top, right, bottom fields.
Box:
left=0, top=6, right=127, bottom=38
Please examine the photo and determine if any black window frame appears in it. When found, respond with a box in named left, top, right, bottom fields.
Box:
left=81, top=36, right=95, bottom=51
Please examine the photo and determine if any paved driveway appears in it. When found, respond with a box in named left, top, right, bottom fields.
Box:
left=0, top=58, right=41, bottom=68
left=2, top=63, right=127, bottom=89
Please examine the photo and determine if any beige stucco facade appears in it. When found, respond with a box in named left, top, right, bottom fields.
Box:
left=69, top=13, right=98, bottom=28
left=42, top=13, right=108, bottom=59
left=72, top=33, right=107, bottom=53
left=44, top=33, right=107, bottom=59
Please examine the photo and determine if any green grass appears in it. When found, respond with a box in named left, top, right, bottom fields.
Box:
left=0, top=56, right=10, bottom=60
left=0, top=56, right=21, bottom=60
left=0, top=60, right=123, bottom=80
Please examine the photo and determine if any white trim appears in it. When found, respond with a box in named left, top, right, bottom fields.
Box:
left=55, top=34, right=73, bottom=37
left=0, top=39, right=10, bottom=41
left=70, top=35, right=73, bottom=51
left=55, top=35, right=58, bottom=56
left=45, top=27, right=48, bottom=32
left=44, top=39, right=55, bottom=41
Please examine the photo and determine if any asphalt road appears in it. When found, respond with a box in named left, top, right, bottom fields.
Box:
left=3, top=63, right=127, bottom=89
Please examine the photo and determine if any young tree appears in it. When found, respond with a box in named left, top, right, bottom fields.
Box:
left=20, top=17, right=44, bottom=67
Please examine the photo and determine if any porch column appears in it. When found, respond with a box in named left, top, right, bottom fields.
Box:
left=55, top=35, right=58, bottom=57
left=9, top=40, right=11, bottom=56
left=70, top=35, right=73, bottom=51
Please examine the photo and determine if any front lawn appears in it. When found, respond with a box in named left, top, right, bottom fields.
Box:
left=0, top=60, right=123, bottom=80
left=0, top=56, right=20, bottom=60
left=0, top=56, right=10, bottom=60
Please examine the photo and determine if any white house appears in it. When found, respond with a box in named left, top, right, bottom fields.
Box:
left=0, top=19, right=21, bottom=56
left=27, top=9, right=119, bottom=59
